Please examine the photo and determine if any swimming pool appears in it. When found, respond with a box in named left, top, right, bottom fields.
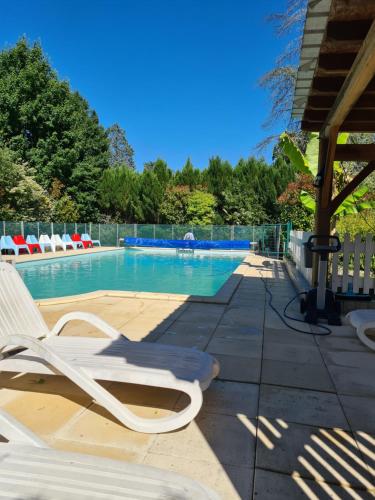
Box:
left=17, top=249, right=245, bottom=299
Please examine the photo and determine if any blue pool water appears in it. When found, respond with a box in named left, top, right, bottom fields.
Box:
left=17, top=249, right=245, bottom=299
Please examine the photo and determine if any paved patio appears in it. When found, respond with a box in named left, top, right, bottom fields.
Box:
left=0, top=254, right=374, bottom=498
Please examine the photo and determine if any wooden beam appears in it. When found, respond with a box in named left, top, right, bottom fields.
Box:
left=305, top=109, right=375, bottom=122
left=330, top=0, right=375, bottom=22
left=307, top=92, right=375, bottom=110
left=302, top=120, right=375, bottom=132
left=322, top=20, right=375, bottom=136
left=330, top=161, right=375, bottom=215
left=321, top=39, right=363, bottom=54
left=334, top=144, right=375, bottom=161
left=312, top=131, right=338, bottom=285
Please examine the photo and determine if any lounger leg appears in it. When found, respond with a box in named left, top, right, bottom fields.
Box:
left=0, top=334, right=203, bottom=434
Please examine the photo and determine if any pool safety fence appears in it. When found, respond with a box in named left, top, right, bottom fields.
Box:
left=1, top=222, right=292, bottom=257
left=125, top=238, right=253, bottom=251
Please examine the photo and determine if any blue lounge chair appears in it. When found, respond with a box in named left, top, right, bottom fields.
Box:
left=82, top=233, right=101, bottom=247
left=62, top=234, right=83, bottom=250
left=26, top=234, right=49, bottom=253
left=0, top=236, right=29, bottom=256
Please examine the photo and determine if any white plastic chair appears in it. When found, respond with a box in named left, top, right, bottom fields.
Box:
left=0, top=262, right=219, bottom=433
left=82, top=233, right=101, bottom=246
left=346, top=309, right=375, bottom=351
left=51, top=234, right=71, bottom=251
left=0, top=409, right=219, bottom=499
left=62, top=233, right=83, bottom=250
left=0, top=236, right=29, bottom=256
left=39, top=234, right=54, bottom=252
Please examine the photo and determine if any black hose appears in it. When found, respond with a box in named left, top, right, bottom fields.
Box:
left=259, top=273, right=332, bottom=336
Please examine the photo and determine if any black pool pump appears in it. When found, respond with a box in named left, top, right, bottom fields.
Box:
left=300, top=234, right=342, bottom=326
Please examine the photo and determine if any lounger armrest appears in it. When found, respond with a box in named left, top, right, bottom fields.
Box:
left=0, top=409, right=47, bottom=448
left=49, top=311, right=128, bottom=340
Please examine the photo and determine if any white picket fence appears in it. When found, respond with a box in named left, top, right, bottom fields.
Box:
left=289, top=230, right=375, bottom=295
left=288, top=230, right=313, bottom=283
left=332, top=233, right=375, bottom=294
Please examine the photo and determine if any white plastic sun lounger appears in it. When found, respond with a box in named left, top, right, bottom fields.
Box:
left=82, top=232, right=101, bottom=246
left=62, top=233, right=83, bottom=250
left=346, top=309, right=375, bottom=351
left=0, top=262, right=219, bottom=433
left=51, top=234, right=72, bottom=251
left=39, top=234, right=54, bottom=253
left=0, top=409, right=219, bottom=500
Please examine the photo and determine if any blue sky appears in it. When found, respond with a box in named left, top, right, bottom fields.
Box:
left=2, top=0, right=288, bottom=170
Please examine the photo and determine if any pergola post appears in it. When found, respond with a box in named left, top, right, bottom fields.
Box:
left=312, top=130, right=338, bottom=285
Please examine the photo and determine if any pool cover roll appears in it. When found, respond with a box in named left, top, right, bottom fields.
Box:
left=125, top=237, right=250, bottom=250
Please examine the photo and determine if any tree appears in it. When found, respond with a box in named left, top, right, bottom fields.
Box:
left=99, top=166, right=141, bottom=222
left=204, top=157, right=232, bottom=198
left=0, top=147, right=51, bottom=221
left=277, top=173, right=315, bottom=230
left=138, top=171, right=163, bottom=223
left=259, top=0, right=307, bottom=131
left=279, top=132, right=373, bottom=217
left=159, top=186, right=190, bottom=224
left=185, top=191, right=216, bottom=225
left=174, top=158, right=202, bottom=188
left=222, top=184, right=268, bottom=225
left=144, top=159, right=172, bottom=188
left=107, top=123, right=135, bottom=169
left=52, top=194, right=79, bottom=222
left=0, top=38, right=109, bottom=221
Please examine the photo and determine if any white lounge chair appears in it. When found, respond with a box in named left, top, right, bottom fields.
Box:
left=346, top=309, right=375, bottom=351
left=0, top=262, right=219, bottom=433
left=62, top=233, right=83, bottom=250
left=51, top=234, right=72, bottom=251
left=0, top=235, right=29, bottom=256
left=39, top=234, right=54, bottom=252
left=82, top=232, right=101, bottom=246
left=0, top=409, right=219, bottom=500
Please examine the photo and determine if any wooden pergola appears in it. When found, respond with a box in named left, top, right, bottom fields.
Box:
left=292, top=0, right=375, bottom=279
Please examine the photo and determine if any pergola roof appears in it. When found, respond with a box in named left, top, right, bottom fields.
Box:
left=292, top=0, right=375, bottom=133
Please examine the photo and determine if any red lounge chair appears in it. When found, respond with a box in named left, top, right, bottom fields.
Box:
left=72, top=233, right=92, bottom=249
left=13, top=235, right=40, bottom=254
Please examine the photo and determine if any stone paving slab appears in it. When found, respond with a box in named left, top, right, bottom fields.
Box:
left=253, top=468, right=374, bottom=500
left=176, top=380, right=259, bottom=419
left=261, top=359, right=335, bottom=392
left=207, top=337, right=262, bottom=359
left=263, top=342, right=324, bottom=365
left=256, top=420, right=373, bottom=489
left=259, top=385, right=350, bottom=430
left=213, top=324, right=263, bottom=341
left=339, top=395, right=375, bottom=435
left=264, top=327, right=316, bottom=346
left=143, top=453, right=253, bottom=500
left=215, top=354, right=261, bottom=383
left=149, top=412, right=257, bottom=468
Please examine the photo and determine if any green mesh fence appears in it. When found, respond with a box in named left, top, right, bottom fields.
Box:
left=1, top=221, right=291, bottom=257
